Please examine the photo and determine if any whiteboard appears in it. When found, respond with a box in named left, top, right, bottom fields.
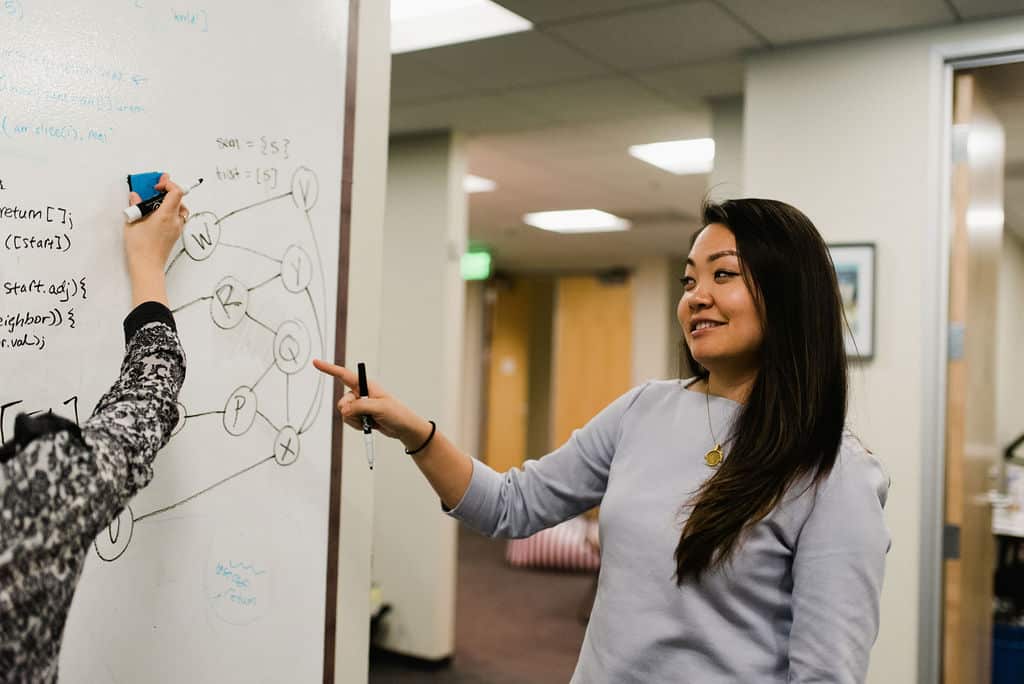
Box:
left=0, top=1, right=350, bottom=680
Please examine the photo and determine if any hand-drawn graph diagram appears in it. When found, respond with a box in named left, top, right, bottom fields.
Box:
left=95, top=166, right=328, bottom=561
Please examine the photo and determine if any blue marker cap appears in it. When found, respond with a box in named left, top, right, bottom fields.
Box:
left=127, top=171, right=165, bottom=202
left=123, top=177, right=203, bottom=223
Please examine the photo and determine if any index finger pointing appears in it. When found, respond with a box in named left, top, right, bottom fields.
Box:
left=312, top=359, right=358, bottom=389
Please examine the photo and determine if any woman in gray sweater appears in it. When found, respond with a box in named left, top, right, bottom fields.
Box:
left=315, top=198, right=889, bottom=683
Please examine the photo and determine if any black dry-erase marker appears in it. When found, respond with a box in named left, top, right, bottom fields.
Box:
left=124, top=177, right=204, bottom=223
left=357, top=362, right=375, bottom=470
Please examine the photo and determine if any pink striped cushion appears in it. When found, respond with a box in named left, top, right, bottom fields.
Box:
left=505, top=516, right=600, bottom=572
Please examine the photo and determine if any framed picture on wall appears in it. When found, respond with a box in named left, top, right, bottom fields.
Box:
left=828, top=243, right=876, bottom=360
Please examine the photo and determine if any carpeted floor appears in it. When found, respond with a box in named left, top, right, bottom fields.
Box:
left=369, top=526, right=596, bottom=683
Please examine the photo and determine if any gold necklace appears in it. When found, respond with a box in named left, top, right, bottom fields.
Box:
left=703, top=383, right=724, bottom=468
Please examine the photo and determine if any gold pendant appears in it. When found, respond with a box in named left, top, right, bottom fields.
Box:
left=704, top=445, right=724, bottom=467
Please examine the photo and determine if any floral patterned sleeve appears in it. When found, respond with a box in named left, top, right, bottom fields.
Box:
left=0, top=302, right=186, bottom=682
left=81, top=308, right=186, bottom=522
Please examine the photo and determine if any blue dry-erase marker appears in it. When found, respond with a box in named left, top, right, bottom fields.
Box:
left=123, top=177, right=204, bottom=223
left=357, top=362, right=375, bottom=470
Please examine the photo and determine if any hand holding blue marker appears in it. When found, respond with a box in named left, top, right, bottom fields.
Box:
left=124, top=175, right=204, bottom=223
left=358, top=362, right=375, bottom=470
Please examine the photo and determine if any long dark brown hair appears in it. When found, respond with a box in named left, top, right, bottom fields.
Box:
left=674, top=198, right=848, bottom=583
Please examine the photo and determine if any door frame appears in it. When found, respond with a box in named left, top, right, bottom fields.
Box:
left=922, top=39, right=1024, bottom=684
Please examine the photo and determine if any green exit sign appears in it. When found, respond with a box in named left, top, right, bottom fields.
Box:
left=461, top=250, right=492, bottom=281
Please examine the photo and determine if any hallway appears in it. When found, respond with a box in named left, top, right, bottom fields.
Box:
left=369, top=526, right=593, bottom=683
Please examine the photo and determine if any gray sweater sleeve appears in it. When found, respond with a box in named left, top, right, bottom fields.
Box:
left=787, top=444, right=891, bottom=683
left=447, top=384, right=647, bottom=538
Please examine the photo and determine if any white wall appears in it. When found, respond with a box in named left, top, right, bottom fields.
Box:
left=709, top=95, right=744, bottom=200
left=631, top=258, right=676, bottom=384
left=374, top=132, right=467, bottom=659
left=526, top=277, right=555, bottom=456
left=334, top=1, right=390, bottom=681
left=997, top=230, right=1024, bottom=454
left=461, top=281, right=486, bottom=460
left=743, top=15, right=1024, bottom=684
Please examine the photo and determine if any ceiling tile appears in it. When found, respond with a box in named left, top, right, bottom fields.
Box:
left=949, top=0, right=1024, bottom=19
left=416, top=31, right=609, bottom=91
left=466, top=156, right=706, bottom=269
left=632, top=59, right=745, bottom=104
left=468, top=111, right=711, bottom=163
left=493, top=0, right=671, bottom=24
left=584, top=111, right=712, bottom=145
left=473, top=221, right=696, bottom=271
left=390, top=53, right=474, bottom=106
left=390, top=94, right=554, bottom=135
left=544, top=1, right=763, bottom=71
left=501, top=76, right=680, bottom=124
left=462, top=105, right=714, bottom=269
left=531, top=152, right=707, bottom=212
left=466, top=112, right=711, bottom=245
left=468, top=136, right=624, bottom=207
left=719, top=0, right=955, bottom=44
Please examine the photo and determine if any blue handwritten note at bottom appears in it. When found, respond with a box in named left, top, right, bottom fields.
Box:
left=208, top=559, right=269, bottom=625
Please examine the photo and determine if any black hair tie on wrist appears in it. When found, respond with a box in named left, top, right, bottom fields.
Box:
left=405, top=420, right=436, bottom=455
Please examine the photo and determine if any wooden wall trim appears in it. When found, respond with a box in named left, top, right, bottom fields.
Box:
left=323, top=0, right=360, bottom=680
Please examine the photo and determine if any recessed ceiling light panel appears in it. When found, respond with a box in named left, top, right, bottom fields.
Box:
left=523, top=209, right=631, bottom=234
left=464, top=174, right=497, bottom=193
left=966, top=206, right=1004, bottom=233
left=391, top=0, right=532, bottom=54
left=628, top=137, right=715, bottom=175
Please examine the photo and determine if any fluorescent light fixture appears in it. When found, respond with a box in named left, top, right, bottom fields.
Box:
left=967, top=126, right=1004, bottom=167
left=391, top=0, right=532, bottom=54
left=464, top=174, right=497, bottom=193
left=523, top=209, right=631, bottom=234
left=628, top=137, right=715, bottom=175
left=966, top=206, right=1004, bottom=233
